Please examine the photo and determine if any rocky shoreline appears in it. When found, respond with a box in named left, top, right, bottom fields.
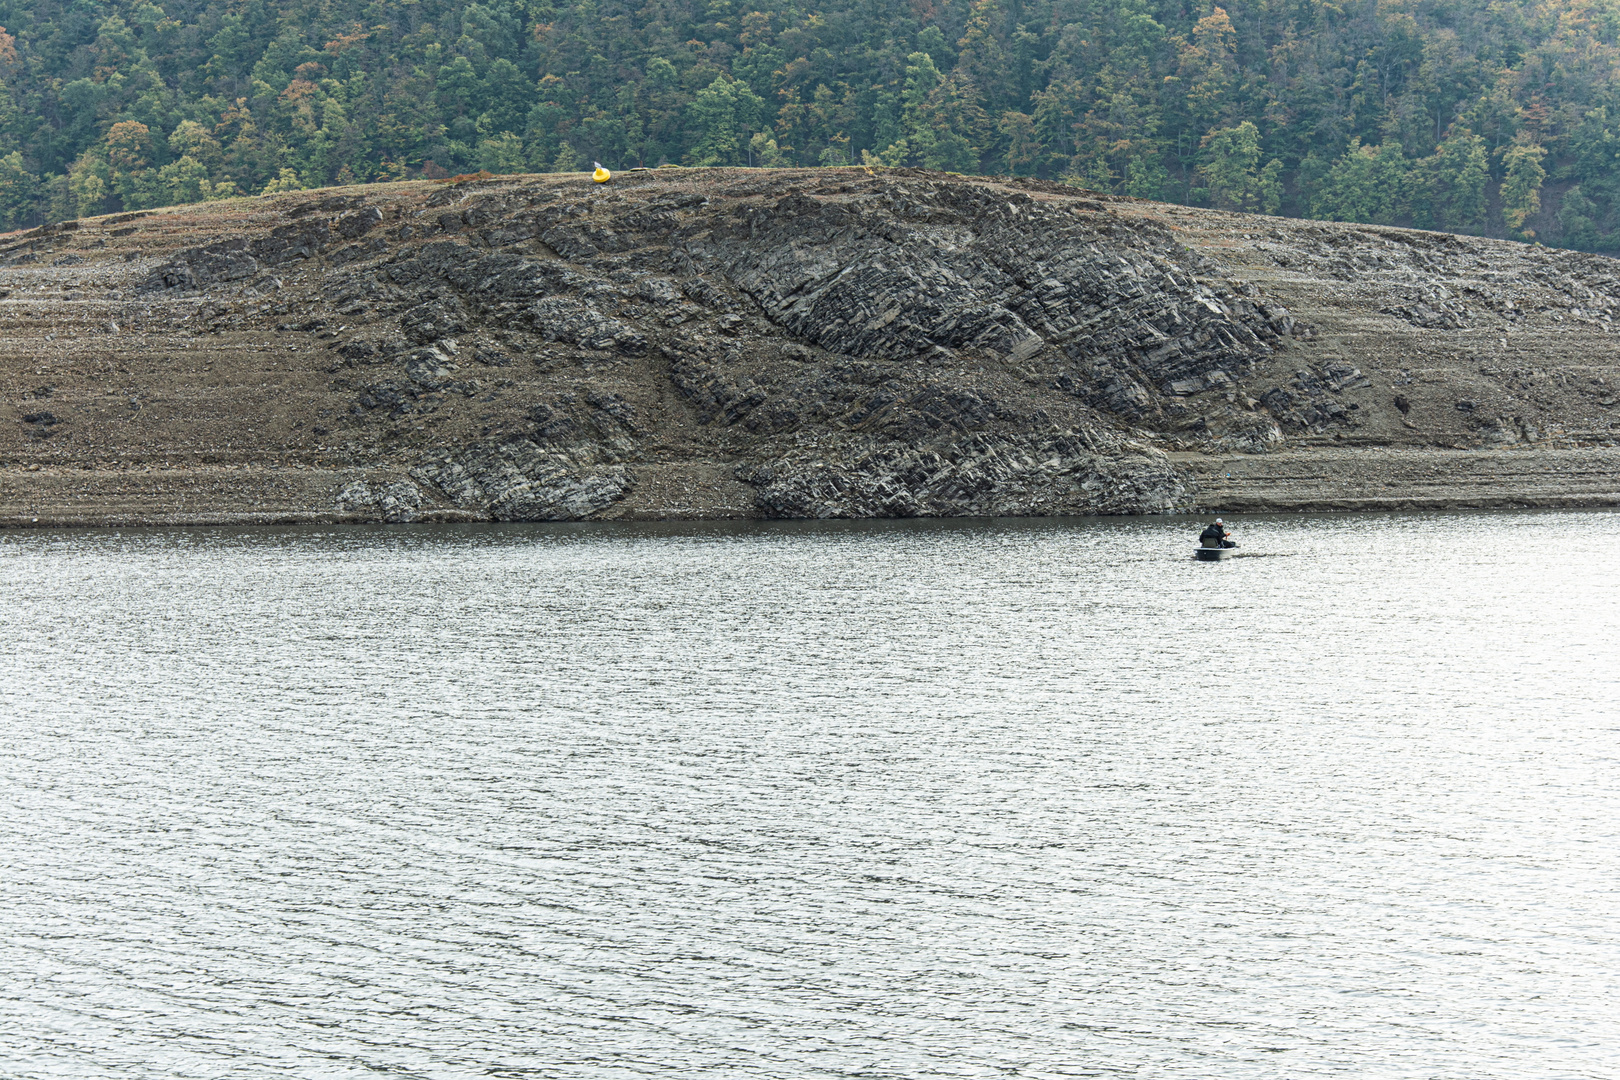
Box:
left=3, top=168, right=1618, bottom=526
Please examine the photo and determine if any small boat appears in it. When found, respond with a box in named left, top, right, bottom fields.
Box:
left=1194, top=544, right=1238, bottom=561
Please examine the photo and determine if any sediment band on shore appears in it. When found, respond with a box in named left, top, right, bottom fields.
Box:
left=4, top=168, right=1619, bottom=525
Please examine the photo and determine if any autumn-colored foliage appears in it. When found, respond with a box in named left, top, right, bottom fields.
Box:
left=0, top=0, right=1616, bottom=249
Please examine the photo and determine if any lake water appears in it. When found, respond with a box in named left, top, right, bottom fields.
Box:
left=2, top=510, right=1618, bottom=1079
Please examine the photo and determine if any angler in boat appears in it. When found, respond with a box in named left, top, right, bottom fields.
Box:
left=1195, top=518, right=1238, bottom=560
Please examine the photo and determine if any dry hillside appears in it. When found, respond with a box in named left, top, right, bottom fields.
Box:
left=2, top=167, right=1618, bottom=526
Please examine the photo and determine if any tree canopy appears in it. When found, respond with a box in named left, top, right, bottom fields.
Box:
left=3, top=0, right=1620, bottom=251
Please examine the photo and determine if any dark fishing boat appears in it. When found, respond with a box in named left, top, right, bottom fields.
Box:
left=1194, top=544, right=1238, bottom=561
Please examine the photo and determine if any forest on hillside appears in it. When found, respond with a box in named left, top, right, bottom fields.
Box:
left=2, top=0, right=1620, bottom=250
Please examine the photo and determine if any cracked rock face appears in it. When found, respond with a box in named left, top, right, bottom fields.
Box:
left=128, top=174, right=1345, bottom=521
left=336, top=479, right=423, bottom=523
left=738, top=433, right=1186, bottom=519
left=410, top=441, right=632, bottom=521
left=697, top=186, right=1300, bottom=414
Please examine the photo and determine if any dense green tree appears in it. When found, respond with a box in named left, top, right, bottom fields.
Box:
left=869, top=52, right=985, bottom=171
left=477, top=131, right=527, bottom=173
left=1412, top=130, right=1490, bottom=233
left=0, top=150, right=37, bottom=228
left=0, top=0, right=1617, bottom=250
left=685, top=75, right=766, bottom=165
left=1558, top=185, right=1601, bottom=249
left=998, top=110, right=1039, bottom=175
left=1311, top=140, right=1410, bottom=225
left=1198, top=121, right=1282, bottom=214
left=1500, top=140, right=1547, bottom=235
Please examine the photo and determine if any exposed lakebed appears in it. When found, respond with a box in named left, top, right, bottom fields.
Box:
left=3, top=510, right=1617, bottom=1078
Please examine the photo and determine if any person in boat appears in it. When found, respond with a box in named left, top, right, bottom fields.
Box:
left=1199, top=518, right=1235, bottom=548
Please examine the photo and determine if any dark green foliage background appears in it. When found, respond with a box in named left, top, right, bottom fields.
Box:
left=2, top=0, right=1618, bottom=250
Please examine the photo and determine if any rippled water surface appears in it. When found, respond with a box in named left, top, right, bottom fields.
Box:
left=3, top=511, right=1619, bottom=1079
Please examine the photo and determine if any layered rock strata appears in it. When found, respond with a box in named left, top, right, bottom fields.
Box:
left=2, top=168, right=1618, bottom=525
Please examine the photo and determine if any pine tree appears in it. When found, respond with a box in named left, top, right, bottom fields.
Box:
left=1198, top=122, right=1282, bottom=213
left=686, top=76, right=766, bottom=166
left=1500, top=140, right=1547, bottom=235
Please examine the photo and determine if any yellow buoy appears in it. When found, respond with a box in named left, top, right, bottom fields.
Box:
left=592, top=161, right=611, bottom=183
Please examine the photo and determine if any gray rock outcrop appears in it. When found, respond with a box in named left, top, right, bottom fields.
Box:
left=13, top=166, right=1616, bottom=528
